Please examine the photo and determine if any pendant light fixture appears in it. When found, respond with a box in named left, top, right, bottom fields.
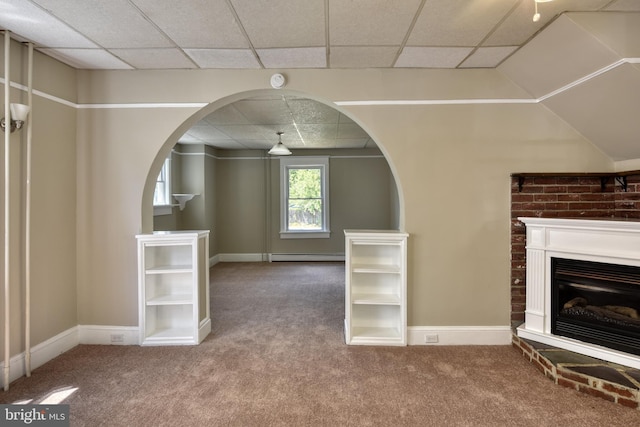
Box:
left=268, top=131, right=291, bottom=155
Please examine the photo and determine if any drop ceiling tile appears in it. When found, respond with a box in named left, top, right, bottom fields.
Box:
left=37, top=48, right=133, bottom=69
left=230, top=0, right=325, bottom=48
left=236, top=140, right=271, bottom=150
left=32, top=0, right=172, bottom=48
left=287, top=99, right=340, bottom=124
left=364, top=139, right=378, bottom=149
left=330, top=46, right=399, bottom=68
left=131, top=0, right=249, bottom=48
left=203, top=105, right=252, bottom=126
left=184, top=49, right=260, bottom=68
left=395, top=47, right=473, bottom=68
left=285, top=138, right=322, bottom=148
left=459, top=46, right=518, bottom=68
left=296, top=124, right=339, bottom=140
left=260, top=124, right=299, bottom=139
left=257, top=47, right=326, bottom=68
left=214, top=124, right=273, bottom=140
left=408, top=0, right=519, bottom=46
left=337, top=123, right=370, bottom=139
left=202, top=140, right=244, bottom=149
left=329, top=0, right=422, bottom=45
left=186, top=124, right=232, bottom=141
left=336, top=138, right=370, bottom=149
left=233, top=99, right=294, bottom=125
left=294, top=139, right=337, bottom=149
left=338, top=114, right=356, bottom=124
left=110, top=48, right=196, bottom=69
left=178, top=134, right=205, bottom=144
left=484, top=0, right=611, bottom=46
left=0, top=0, right=97, bottom=48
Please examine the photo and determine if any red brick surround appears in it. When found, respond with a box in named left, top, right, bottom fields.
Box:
left=510, top=174, right=640, bottom=323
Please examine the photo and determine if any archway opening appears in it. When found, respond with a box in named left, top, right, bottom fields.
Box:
left=140, top=88, right=406, bottom=342
left=142, top=89, right=405, bottom=250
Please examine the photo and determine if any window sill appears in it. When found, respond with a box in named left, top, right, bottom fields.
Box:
left=280, top=230, right=330, bottom=239
left=154, top=205, right=173, bottom=216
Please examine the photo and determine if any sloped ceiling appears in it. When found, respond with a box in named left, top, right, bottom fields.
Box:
left=499, top=12, right=640, bottom=161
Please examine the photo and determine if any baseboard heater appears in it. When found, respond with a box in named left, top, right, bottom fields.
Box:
left=268, top=253, right=345, bottom=262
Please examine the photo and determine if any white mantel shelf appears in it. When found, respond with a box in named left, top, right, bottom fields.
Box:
left=517, top=217, right=640, bottom=370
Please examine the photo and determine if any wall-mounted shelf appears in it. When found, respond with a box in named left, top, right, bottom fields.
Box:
left=511, top=171, right=640, bottom=193
left=172, top=193, right=198, bottom=211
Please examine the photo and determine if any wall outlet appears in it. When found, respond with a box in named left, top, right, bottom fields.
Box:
left=425, top=334, right=439, bottom=344
left=110, top=333, right=124, bottom=343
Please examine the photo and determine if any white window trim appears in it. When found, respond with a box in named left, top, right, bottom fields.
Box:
left=153, top=156, right=173, bottom=216
left=279, top=156, right=330, bottom=239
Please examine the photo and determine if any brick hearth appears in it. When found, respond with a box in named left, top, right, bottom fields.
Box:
left=513, top=334, right=640, bottom=410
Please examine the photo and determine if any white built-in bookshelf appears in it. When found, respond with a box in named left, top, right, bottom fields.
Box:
left=344, top=230, right=408, bottom=346
left=136, top=230, right=210, bottom=346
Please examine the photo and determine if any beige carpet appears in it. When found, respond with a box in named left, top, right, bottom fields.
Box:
left=2, top=262, right=640, bottom=426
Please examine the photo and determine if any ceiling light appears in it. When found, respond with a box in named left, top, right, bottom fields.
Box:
left=268, top=131, right=291, bottom=156
left=533, top=0, right=553, bottom=23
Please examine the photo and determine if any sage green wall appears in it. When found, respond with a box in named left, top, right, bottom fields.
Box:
left=0, top=40, right=77, bottom=362
left=267, top=151, right=394, bottom=255
left=3, top=41, right=616, bottom=371
left=205, top=147, right=217, bottom=257
left=72, top=68, right=613, bottom=330
left=153, top=144, right=217, bottom=257
left=215, top=153, right=267, bottom=255
left=154, top=146, right=393, bottom=257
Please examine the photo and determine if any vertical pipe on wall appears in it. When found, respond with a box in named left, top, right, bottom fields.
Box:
left=3, top=30, right=11, bottom=391
left=264, top=153, right=271, bottom=261
left=24, top=42, right=33, bottom=377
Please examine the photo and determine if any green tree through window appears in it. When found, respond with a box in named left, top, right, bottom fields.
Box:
left=279, top=156, right=329, bottom=238
left=287, top=167, right=323, bottom=230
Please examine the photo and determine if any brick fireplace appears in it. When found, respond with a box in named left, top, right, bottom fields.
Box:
left=510, top=173, right=640, bottom=409
left=511, top=173, right=640, bottom=325
left=517, top=216, right=640, bottom=368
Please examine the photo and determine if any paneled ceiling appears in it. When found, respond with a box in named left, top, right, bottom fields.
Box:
left=180, top=95, right=377, bottom=150
left=0, top=0, right=630, bottom=70
left=1, top=1, right=640, bottom=154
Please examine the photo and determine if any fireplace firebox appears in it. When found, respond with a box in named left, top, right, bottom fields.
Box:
left=552, top=258, right=640, bottom=356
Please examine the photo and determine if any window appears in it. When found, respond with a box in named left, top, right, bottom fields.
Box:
left=280, top=157, right=330, bottom=238
left=153, top=156, right=172, bottom=216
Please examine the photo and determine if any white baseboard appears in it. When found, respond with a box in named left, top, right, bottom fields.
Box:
left=217, top=253, right=265, bottom=262
left=210, top=253, right=346, bottom=263
left=78, top=325, right=140, bottom=345
left=408, top=326, right=512, bottom=346
left=1, top=326, right=79, bottom=389
left=269, top=253, right=345, bottom=262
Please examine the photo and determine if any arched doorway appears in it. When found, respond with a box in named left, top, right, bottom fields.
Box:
left=139, top=89, right=405, bottom=343
left=141, top=90, right=405, bottom=245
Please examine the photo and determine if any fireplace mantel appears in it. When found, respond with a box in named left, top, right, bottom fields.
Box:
left=518, top=217, right=640, bottom=369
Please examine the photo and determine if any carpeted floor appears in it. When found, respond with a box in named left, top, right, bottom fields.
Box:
left=2, top=262, right=640, bottom=426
